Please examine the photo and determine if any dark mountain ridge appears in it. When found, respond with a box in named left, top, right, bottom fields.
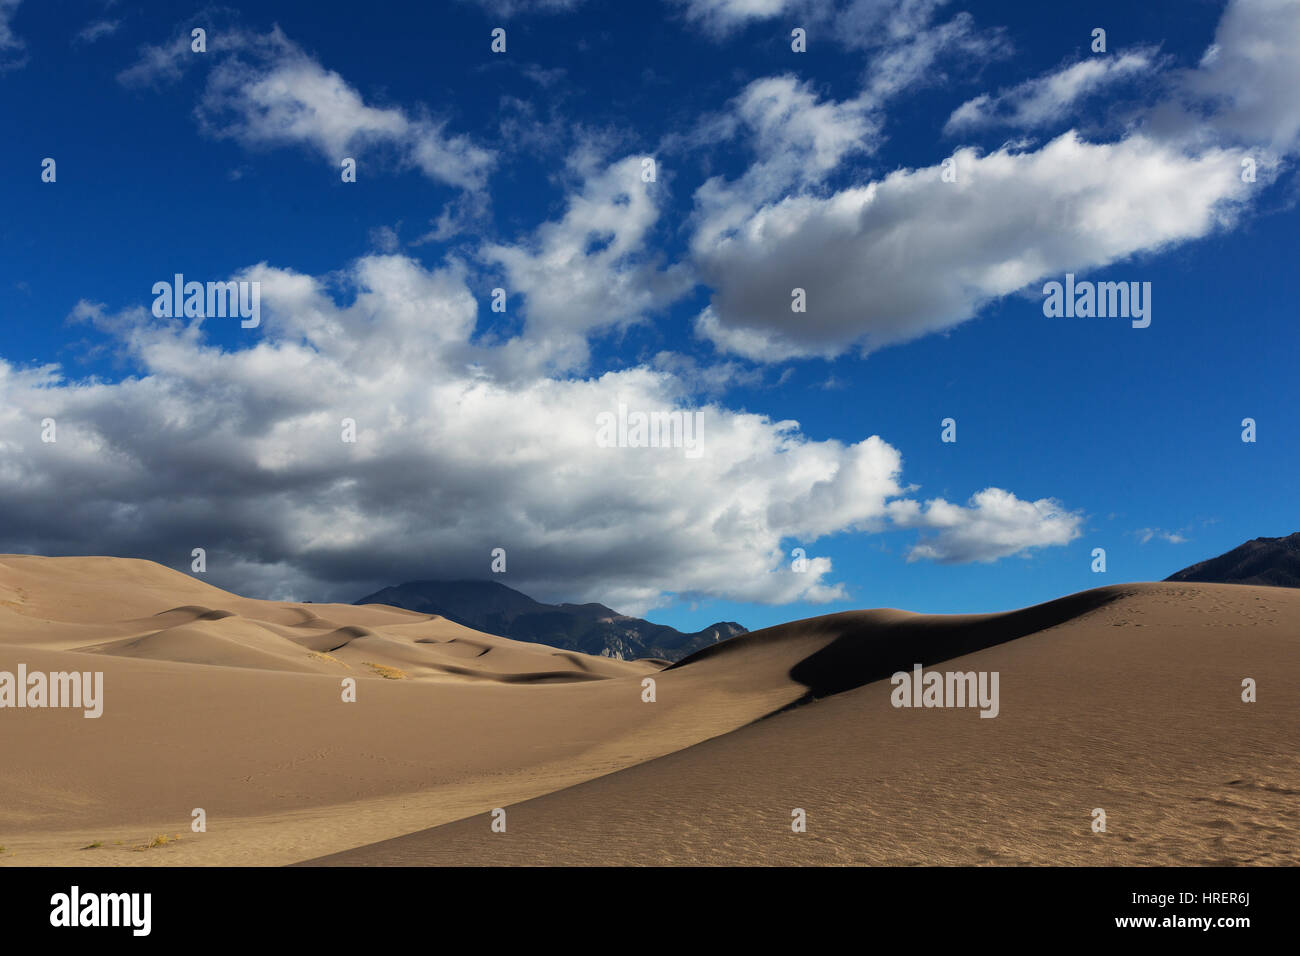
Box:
left=354, top=579, right=746, bottom=662
left=1165, top=533, right=1300, bottom=588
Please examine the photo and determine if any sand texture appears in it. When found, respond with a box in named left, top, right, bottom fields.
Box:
left=1, top=555, right=1294, bottom=866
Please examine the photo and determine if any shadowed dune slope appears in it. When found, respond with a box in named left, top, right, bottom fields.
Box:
left=670, top=585, right=1124, bottom=702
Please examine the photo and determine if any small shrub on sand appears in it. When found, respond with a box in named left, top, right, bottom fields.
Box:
left=308, top=650, right=350, bottom=668
left=362, top=661, right=408, bottom=680
left=132, top=834, right=180, bottom=851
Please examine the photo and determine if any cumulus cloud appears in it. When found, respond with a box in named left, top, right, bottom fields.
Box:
left=889, top=488, right=1083, bottom=564
left=945, top=51, right=1156, bottom=133
left=691, top=75, right=879, bottom=251
left=694, top=133, right=1253, bottom=360
left=737, top=75, right=878, bottom=177
left=0, top=254, right=1073, bottom=611
left=121, top=26, right=494, bottom=190
left=691, top=0, right=1297, bottom=363
left=14, top=0, right=1233, bottom=608
left=1175, top=0, right=1300, bottom=152
left=479, top=154, right=692, bottom=371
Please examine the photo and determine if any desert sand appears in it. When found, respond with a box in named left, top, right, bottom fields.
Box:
left=1, top=554, right=1295, bottom=866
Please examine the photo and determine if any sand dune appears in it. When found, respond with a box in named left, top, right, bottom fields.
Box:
left=0, top=555, right=789, bottom=864
left=307, top=582, right=1300, bottom=866
left=0, top=556, right=650, bottom=682
left=1, top=554, right=1295, bottom=866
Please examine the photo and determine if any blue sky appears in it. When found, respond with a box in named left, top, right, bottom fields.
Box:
left=1, top=0, right=1296, bottom=633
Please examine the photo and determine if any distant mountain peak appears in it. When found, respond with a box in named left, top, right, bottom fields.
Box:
left=1165, top=533, right=1300, bottom=588
left=353, top=579, right=747, bottom=662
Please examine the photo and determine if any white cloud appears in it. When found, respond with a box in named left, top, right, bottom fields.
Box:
left=690, top=0, right=1298, bottom=364
left=672, top=0, right=1009, bottom=93
left=847, top=1, right=1009, bottom=96
left=1135, top=528, right=1187, bottom=545
left=116, top=29, right=203, bottom=87
left=0, top=254, right=1076, bottom=611
left=122, top=26, right=494, bottom=190
left=672, top=0, right=796, bottom=35
left=368, top=225, right=402, bottom=253
left=691, top=75, right=879, bottom=252
left=16, top=0, right=1242, bottom=607
left=889, top=488, right=1083, bottom=563
left=1179, top=0, right=1300, bottom=152
left=0, top=0, right=26, bottom=71
left=738, top=75, right=877, bottom=176
left=693, top=133, right=1253, bottom=360
left=74, top=18, right=120, bottom=46
left=479, top=154, right=691, bottom=371
left=945, top=51, right=1155, bottom=133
